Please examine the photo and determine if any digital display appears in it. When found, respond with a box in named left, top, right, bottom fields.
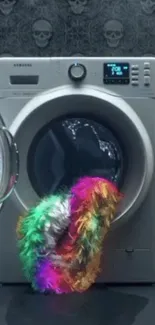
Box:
left=104, top=63, right=130, bottom=85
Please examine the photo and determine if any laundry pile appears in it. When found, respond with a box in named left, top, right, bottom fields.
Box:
left=16, top=176, right=122, bottom=294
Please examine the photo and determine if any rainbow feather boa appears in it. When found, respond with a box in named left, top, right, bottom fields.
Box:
left=17, top=177, right=122, bottom=294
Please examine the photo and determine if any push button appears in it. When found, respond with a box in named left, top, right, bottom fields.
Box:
left=132, top=76, right=139, bottom=80
left=131, top=71, right=139, bottom=75
left=144, top=62, right=150, bottom=69
left=144, top=76, right=150, bottom=85
left=132, top=81, right=139, bottom=86
left=144, top=69, right=150, bottom=76
left=131, top=65, right=139, bottom=70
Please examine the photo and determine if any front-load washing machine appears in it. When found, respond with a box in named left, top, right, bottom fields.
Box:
left=0, top=57, right=154, bottom=284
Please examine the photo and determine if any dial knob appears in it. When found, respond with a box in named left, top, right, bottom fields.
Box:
left=68, top=63, right=87, bottom=81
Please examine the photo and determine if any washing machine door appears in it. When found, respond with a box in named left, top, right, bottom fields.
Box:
left=0, top=119, right=19, bottom=203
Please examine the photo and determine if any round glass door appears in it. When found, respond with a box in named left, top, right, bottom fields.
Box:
left=0, top=125, right=19, bottom=203
left=28, top=117, right=124, bottom=197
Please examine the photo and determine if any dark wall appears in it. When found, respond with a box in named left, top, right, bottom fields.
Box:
left=0, top=0, right=155, bottom=57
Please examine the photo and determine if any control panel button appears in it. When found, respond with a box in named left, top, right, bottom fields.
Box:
left=132, top=81, right=139, bottom=86
left=144, top=69, right=150, bottom=76
left=132, top=76, right=139, bottom=80
left=131, top=71, right=139, bottom=75
left=144, top=62, right=150, bottom=69
left=68, top=63, right=87, bottom=81
left=144, top=76, right=151, bottom=85
left=131, top=65, right=139, bottom=70
left=103, top=79, right=129, bottom=85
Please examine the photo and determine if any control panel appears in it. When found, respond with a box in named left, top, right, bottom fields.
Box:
left=0, top=57, right=154, bottom=99
left=103, top=60, right=151, bottom=88
left=66, top=58, right=155, bottom=98
left=143, top=61, right=151, bottom=86
left=67, top=59, right=152, bottom=91
left=131, top=64, right=139, bottom=86
left=104, top=62, right=130, bottom=85
left=131, top=62, right=151, bottom=87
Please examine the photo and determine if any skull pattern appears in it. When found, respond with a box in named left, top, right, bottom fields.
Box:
left=0, top=0, right=17, bottom=16
left=104, top=20, right=124, bottom=48
left=68, top=0, right=87, bottom=15
left=32, top=19, right=52, bottom=48
left=141, top=0, right=155, bottom=15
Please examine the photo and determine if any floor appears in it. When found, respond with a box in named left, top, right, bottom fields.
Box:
left=0, top=284, right=155, bottom=325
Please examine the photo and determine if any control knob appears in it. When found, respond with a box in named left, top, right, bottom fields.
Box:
left=68, top=63, right=87, bottom=81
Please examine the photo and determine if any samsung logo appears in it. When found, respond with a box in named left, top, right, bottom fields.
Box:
left=13, top=64, right=32, bottom=67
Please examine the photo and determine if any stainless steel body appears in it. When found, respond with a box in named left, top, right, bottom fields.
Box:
left=0, top=57, right=155, bottom=283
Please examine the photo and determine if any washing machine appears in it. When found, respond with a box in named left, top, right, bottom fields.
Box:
left=0, top=57, right=154, bottom=284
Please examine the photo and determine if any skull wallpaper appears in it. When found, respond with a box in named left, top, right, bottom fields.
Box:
left=0, top=0, right=154, bottom=56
